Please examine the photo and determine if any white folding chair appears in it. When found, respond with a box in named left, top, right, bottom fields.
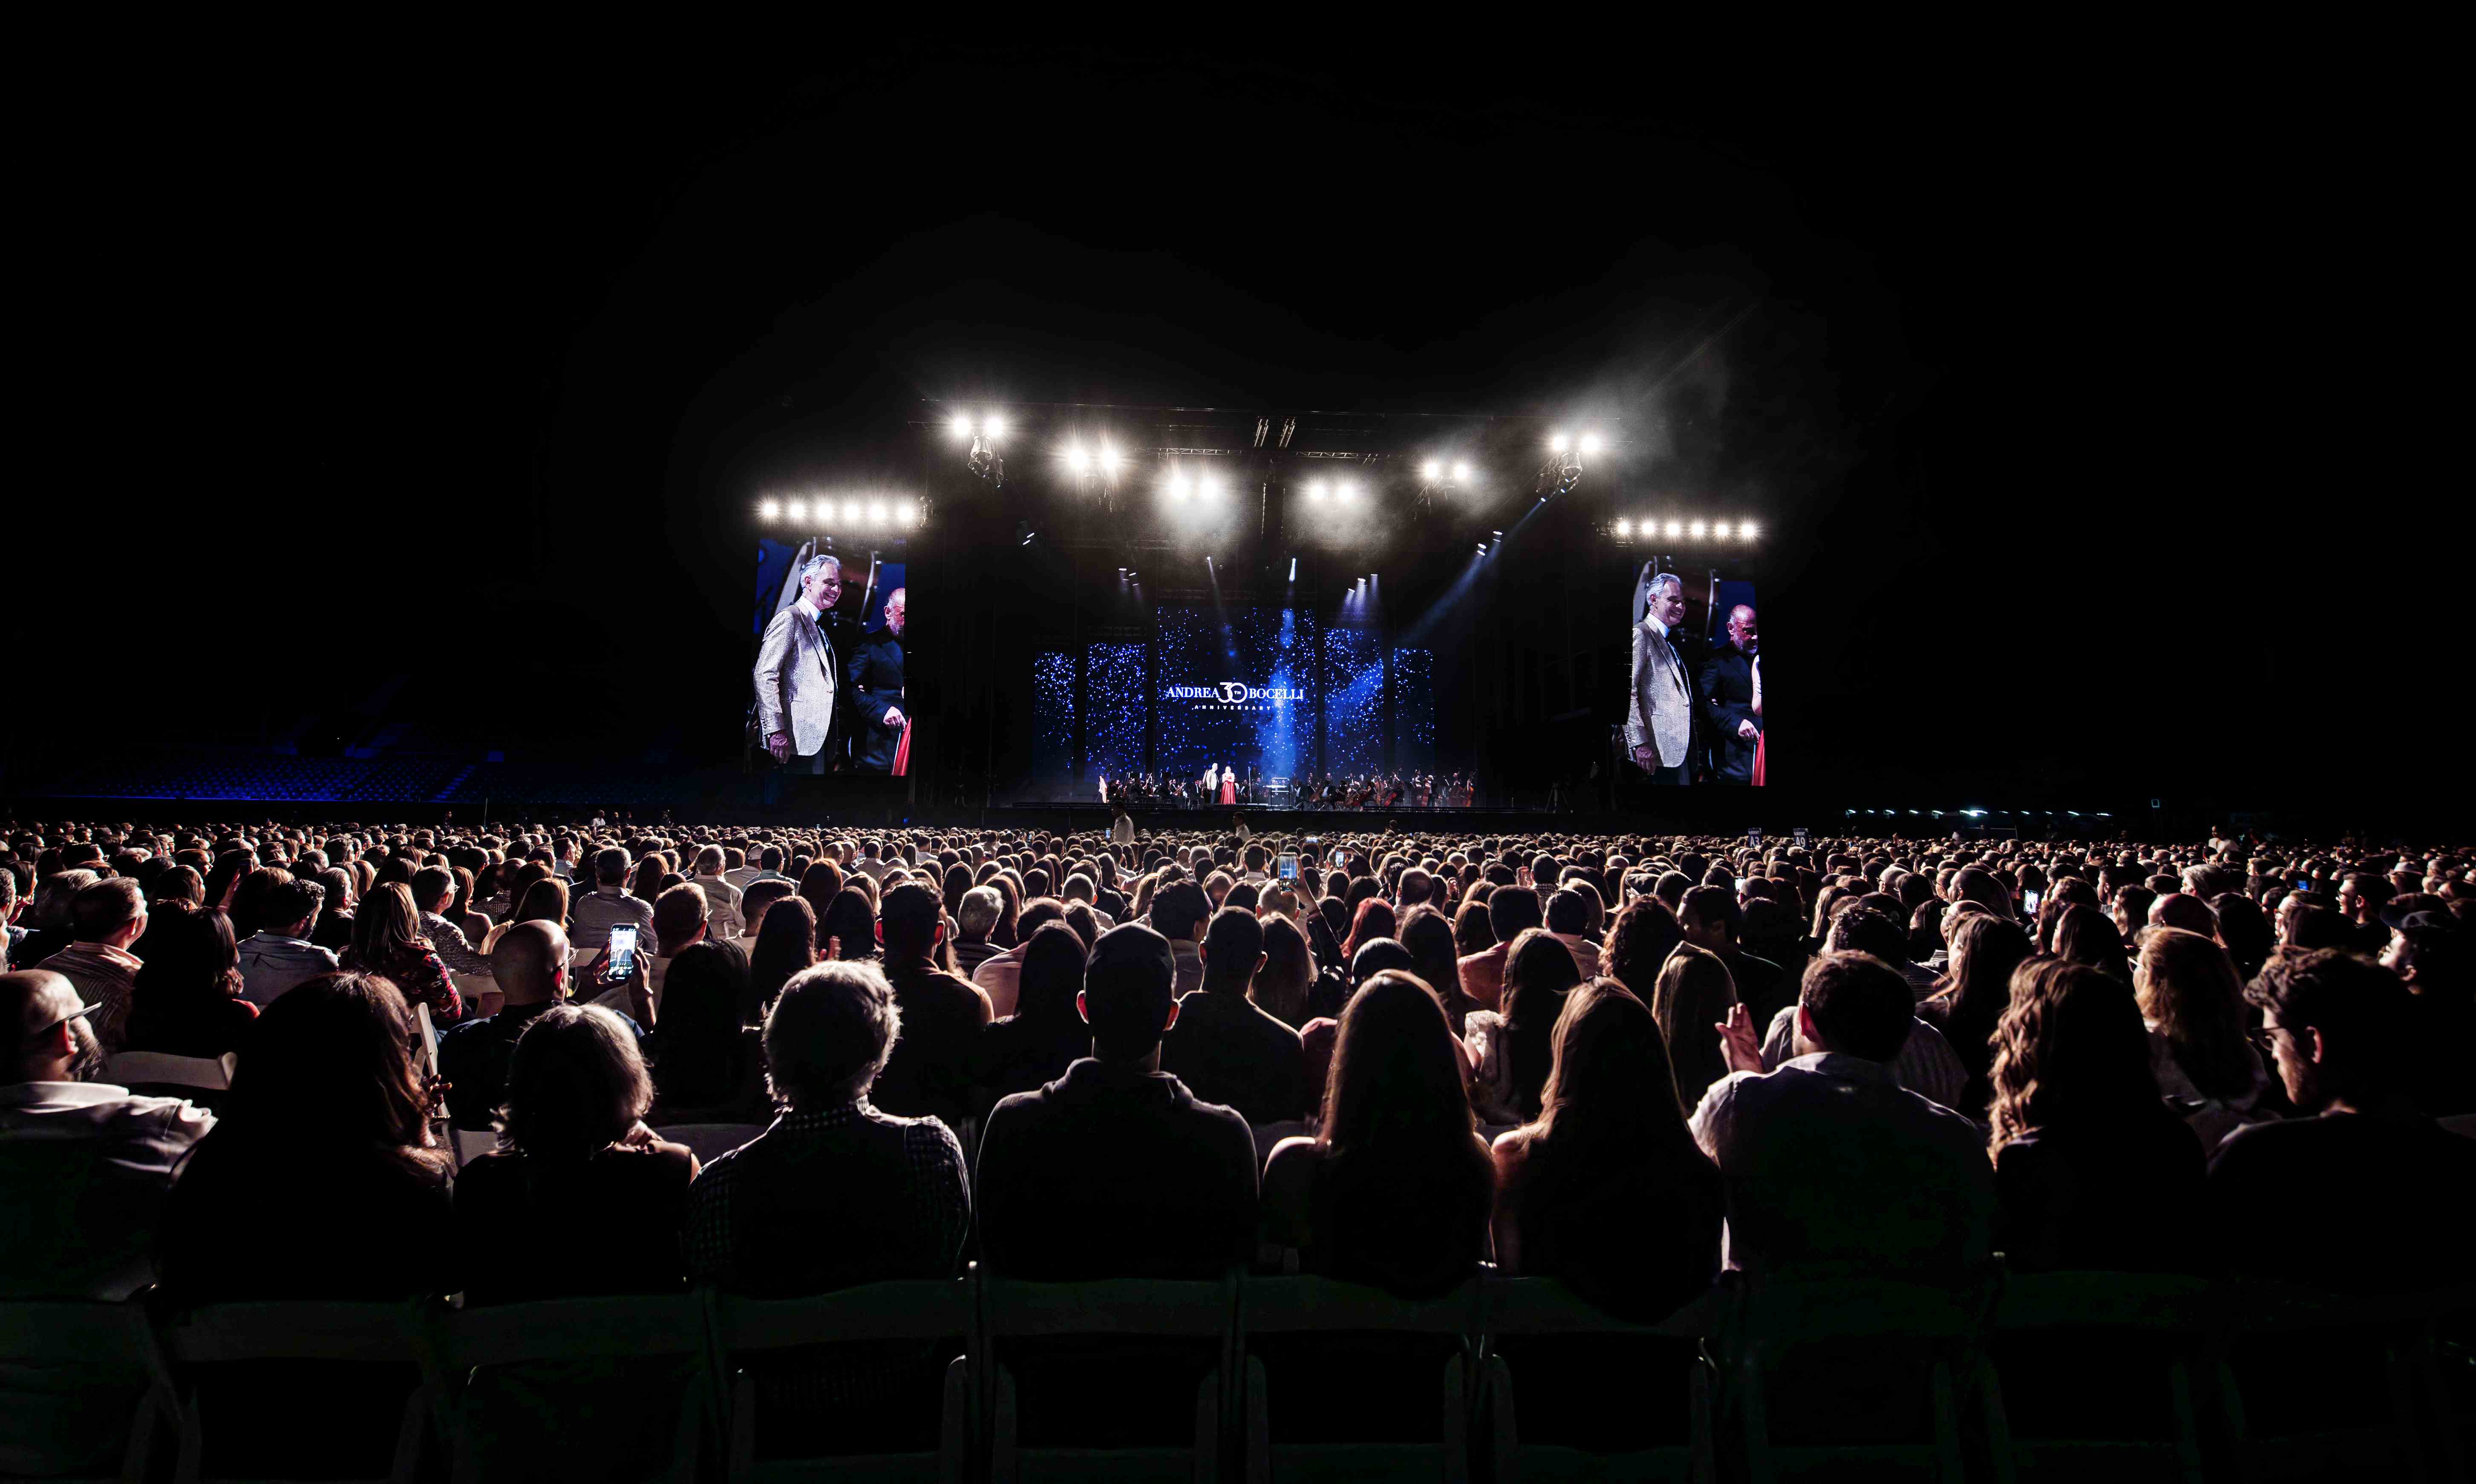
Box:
left=0, top=1298, right=179, bottom=1483
left=443, top=1293, right=711, bottom=1484
left=159, top=1299, right=442, bottom=1484
left=1240, top=1273, right=1483, bottom=1484
left=102, top=1052, right=235, bottom=1094
left=705, top=1276, right=976, bottom=1482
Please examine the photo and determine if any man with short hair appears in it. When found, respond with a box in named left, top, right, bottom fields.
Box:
left=689, top=846, right=745, bottom=939
left=411, top=865, right=495, bottom=979
left=1, top=969, right=214, bottom=1299
left=1161, top=906, right=1310, bottom=1125
left=1695, top=952, right=1994, bottom=1275
left=2208, top=949, right=2476, bottom=1290
left=34, top=879, right=148, bottom=1053
left=951, top=886, right=1005, bottom=977
left=1626, top=569, right=1696, bottom=785
left=977, top=923, right=1257, bottom=1279
left=1148, top=881, right=1213, bottom=998
left=755, top=553, right=844, bottom=774
left=589, top=882, right=708, bottom=1020
left=1458, top=885, right=1542, bottom=1012
left=868, top=883, right=991, bottom=1133
left=439, top=921, right=617, bottom=1131
left=1544, top=886, right=1608, bottom=981
left=570, top=847, right=659, bottom=958
left=236, top=877, right=338, bottom=1007
left=1679, top=884, right=1792, bottom=1021
left=1698, top=602, right=1761, bottom=785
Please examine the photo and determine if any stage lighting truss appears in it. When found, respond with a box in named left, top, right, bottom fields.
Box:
left=947, top=410, right=1007, bottom=487
left=1603, top=514, right=1755, bottom=544
left=1159, top=463, right=1228, bottom=505
left=1538, top=428, right=1602, bottom=500
left=1414, top=456, right=1479, bottom=512
left=758, top=495, right=926, bottom=533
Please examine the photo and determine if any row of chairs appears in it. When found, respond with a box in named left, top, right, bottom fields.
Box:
left=5, top=1266, right=2468, bottom=1484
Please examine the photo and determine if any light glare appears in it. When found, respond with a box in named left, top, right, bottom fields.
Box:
left=983, top=414, right=1006, bottom=439
left=1549, top=432, right=1570, bottom=453
left=1421, top=460, right=1442, bottom=480
left=1064, top=443, right=1090, bottom=474
left=1306, top=479, right=1327, bottom=500
left=1097, top=444, right=1122, bottom=474
left=1452, top=461, right=1471, bottom=482
left=1666, top=520, right=1683, bottom=537
left=1689, top=520, right=1707, bottom=538
left=783, top=500, right=804, bottom=521
left=868, top=500, right=887, bottom=526
left=759, top=499, right=781, bottom=521
left=948, top=414, right=973, bottom=437
left=1614, top=518, right=1632, bottom=537
left=1578, top=433, right=1603, bottom=457
left=1739, top=520, right=1757, bottom=540
left=1712, top=521, right=1730, bottom=538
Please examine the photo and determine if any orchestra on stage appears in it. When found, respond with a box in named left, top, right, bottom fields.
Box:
left=1098, top=767, right=1475, bottom=811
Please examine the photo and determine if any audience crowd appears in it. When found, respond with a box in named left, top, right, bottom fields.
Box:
left=5, top=814, right=2472, bottom=1460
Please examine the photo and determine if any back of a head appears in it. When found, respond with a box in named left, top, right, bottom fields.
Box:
left=1649, top=943, right=1738, bottom=1072
left=1150, top=880, right=1211, bottom=942
left=652, top=882, right=709, bottom=952
left=132, top=900, right=239, bottom=1005
left=1825, top=904, right=1909, bottom=967
left=489, top=918, right=571, bottom=1006
left=1797, top=952, right=1916, bottom=1063
left=2148, top=892, right=2217, bottom=937
left=1256, top=913, right=1314, bottom=1025
left=1202, top=905, right=1264, bottom=987
left=1082, top=922, right=1177, bottom=1058
left=2247, top=947, right=2414, bottom=1107
left=1539, top=978, right=1692, bottom=1149
left=1016, top=921, right=1090, bottom=1021
left=880, top=881, right=943, bottom=959
left=741, top=878, right=796, bottom=933
left=411, top=865, right=454, bottom=910
left=820, top=888, right=879, bottom=961
left=1603, top=897, right=1684, bottom=998
left=1488, top=885, right=1543, bottom=945
left=1989, top=959, right=2157, bottom=1145
left=656, top=940, right=752, bottom=1054
left=1348, top=936, right=1415, bottom=989
left=1680, top=885, right=1739, bottom=944
left=1398, top=908, right=1462, bottom=1009
left=500, top=1004, right=652, bottom=1158
left=957, top=886, right=1003, bottom=941
left=71, top=877, right=145, bottom=943
left=1503, top=927, right=1583, bottom=1025
left=594, top=847, right=630, bottom=886
left=1545, top=887, right=1592, bottom=938
left=350, top=882, right=424, bottom=968
left=764, top=959, right=901, bottom=1110
left=1320, top=971, right=1472, bottom=1156
left=226, top=971, right=429, bottom=1150
left=2053, top=903, right=2130, bottom=979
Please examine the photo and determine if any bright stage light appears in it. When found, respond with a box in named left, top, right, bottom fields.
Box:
left=1690, top=520, right=1707, bottom=538
left=1666, top=520, right=1682, bottom=537
left=1097, top=444, right=1123, bottom=475
left=1064, top=442, right=1090, bottom=474
left=780, top=500, right=801, bottom=521
left=1614, top=518, right=1632, bottom=538
left=1305, top=479, right=1328, bottom=500
left=1452, top=461, right=1471, bottom=482
left=840, top=498, right=859, bottom=526
left=905, top=500, right=923, bottom=526
left=1197, top=471, right=1222, bottom=498
left=867, top=499, right=887, bottom=526
left=1164, top=472, right=1191, bottom=499
left=1549, top=432, right=1570, bottom=454
left=1421, top=459, right=1442, bottom=481
left=948, top=414, right=973, bottom=438
left=983, top=414, right=1006, bottom=439
left=1578, top=433, right=1603, bottom=457
left=1739, top=520, right=1757, bottom=540
left=759, top=499, right=781, bottom=521
left=1336, top=479, right=1358, bottom=499
left=1712, top=521, right=1730, bottom=539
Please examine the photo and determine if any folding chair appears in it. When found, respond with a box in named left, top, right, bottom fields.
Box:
left=979, top=1273, right=1239, bottom=1483
left=442, top=1291, right=711, bottom=1484
left=652, top=1123, right=769, bottom=1164
left=1712, top=1272, right=2003, bottom=1484
left=703, top=1275, right=977, bottom=1482
left=1983, top=1270, right=2212, bottom=1484
left=156, top=1298, right=443, bottom=1484
left=1238, top=1272, right=1483, bottom=1484
left=2210, top=1280, right=2467, bottom=1484
left=0, top=1298, right=179, bottom=1483
left=102, top=1051, right=235, bottom=1097
left=1478, top=1276, right=1716, bottom=1483
left=451, top=1128, right=500, bottom=1167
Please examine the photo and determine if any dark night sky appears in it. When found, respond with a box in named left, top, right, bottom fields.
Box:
left=24, top=39, right=2447, bottom=821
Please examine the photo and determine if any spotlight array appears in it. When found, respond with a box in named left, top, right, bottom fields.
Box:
left=758, top=495, right=924, bottom=530
left=1606, top=516, right=1757, bottom=542
left=945, top=411, right=1007, bottom=440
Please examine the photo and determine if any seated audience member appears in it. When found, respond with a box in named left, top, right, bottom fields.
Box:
left=2206, top=949, right=2476, bottom=1292
left=123, top=900, right=259, bottom=1058
left=1678, top=885, right=1791, bottom=1022
left=571, top=847, right=659, bottom=958
left=2134, top=927, right=2277, bottom=1149
left=976, top=922, right=1256, bottom=1280
left=0, top=969, right=215, bottom=1298
left=2382, top=913, right=2476, bottom=1115
left=644, top=941, right=769, bottom=1125
left=819, top=887, right=879, bottom=963
left=1465, top=928, right=1586, bottom=1125
left=1695, top=952, right=1995, bottom=1276
left=1989, top=960, right=2205, bottom=1272
left=951, top=886, right=1006, bottom=977
left=2147, top=890, right=2219, bottom=939
left=971, top=896, right=1069, bottom=1018
left=1756, top=906, right=1969, bottom=1111
left=1491, top=979, right=1723, bottom=1317
left=2052, top=903, right=2133, bottom=981
left=1649, top=942, right=1740, bottom=1112
left=307, top=866, right=358, bottom=952
left=412, top=865, right=495, bottom=980
left=688, top=846, right=745, bottom=940
left=1340, top=897, right=1399, bottom=968
left=1458, top=885, right=1541, bottom=1012
left=685, top=960, right=968, bottom=1293
left=971, top=923, right=1092, bottom=1118
left=1251, top=911, right=1317, bottom=1030
left=734, top=878, right=797, bottom=955
left=1915, top=912, right=2032, bottom=1124
left=1600, top=895, right=1685, bottom=1005
left=456, top=1004, right=697, bottom=1303
left=34, top=877, right=148, bottom=1053
left=481, top=874, right=566, bottom=955
left=1161, top=906, right=1311, bottom=1126
left=439, top=921, right=580, bottom=1132
left=870, top=883, right=992, bottom=1131
left=12, top=870, right=101, bottom=975
left=1148, top=880, right=1212, bottom=998
left=1399, top=905, right=1480, bottom=1034
left=160, top=970, right=456, bottom=1299
left=342, top=882, right=462, bottom=1025
left=746, top=894, right=819, bottom=1022
left=1264, top=972, right=1492, bottom=1293
left=590, top=881, right=707, bottom=1017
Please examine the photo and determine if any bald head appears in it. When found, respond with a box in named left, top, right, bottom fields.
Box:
left=1726, top=604, right=1758, bottom=655
left=2147, top=892, right=2216, bottom=937
left=3, top=969, right=99, bottom=1084
left=489, top=920, right=571, bottom=1007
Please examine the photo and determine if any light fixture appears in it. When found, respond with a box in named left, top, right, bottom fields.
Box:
left=1197, top=471, right=1222, bottom=498
left=1453, top=461, right=1472, bottom=482
left=1711, top=521, right=1731, bottom=539
left=1064, top=442, right=1091, bottom=474
left=867, top=499, right=887, bottom=527
left=982, top=414, right=1006, bottom=439
left=1421, top=459, right=1442, bottom=480
left=1689, top=520, right=1707, bottom=538
left=1097, top=443, right=1123, bottom=475
left=948, top=414, right=973, bottom=438
left=1578, top=432, right=1603, bottom=457
left=1335, top=478, right=1358, bottom=499
left=1614, top=518, right=1632, bottom=538
left=844, top=498, right=862, bottom=526
left=1549, top=432, right=1571, bottom=453
left=759, top=499, right=781, bottom=521
left=784, top=500, right=806, bottom=522
left=1305, top=479, right=1328, bottom=500
left=1666, top=520, right=1683, bottom=537
left=1164, top=472, right=1191, bottom=499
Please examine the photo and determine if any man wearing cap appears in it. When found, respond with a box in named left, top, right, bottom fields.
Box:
left=975, top=921, right=1257, bottom=1280
left=0, top=970, right=214, bottom=1299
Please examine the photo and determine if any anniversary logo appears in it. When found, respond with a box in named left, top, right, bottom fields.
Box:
left=1164, top=681, right=1308, bottom=709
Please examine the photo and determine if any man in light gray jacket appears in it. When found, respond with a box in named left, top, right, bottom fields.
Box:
left=755, top=553, right=843, bottom=774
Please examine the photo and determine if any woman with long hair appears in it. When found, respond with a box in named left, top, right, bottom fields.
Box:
left=2208, top=893, right=2275, bottom=983
left=2133, top=926, right=2274, bottom=1150
left=1915, top=910, right=2032, bottom=1122
left=1490, top=980, right=1722, bottom=1316
left=1647, top=943, right=1740, bottom=1113
left=124, top=900, right=257, bottom=1058
left=1263, top=972, right=1493, bottom=1294
left=1399, top=905, right=1476, bottom=1034
left=1600, top=896, right=1684, bottom=1004
left=2052, top=902, right=2131, bottom=981
left=1340, top=897, right=1398, bottom=966
left=819, top=886, right=879, bottom=962
left=1988, top=959, right=2203, bottom=1271
left=1254, top=912, right=1317, bottom=1029
left=481, top=874, right=567, bottom=954
left=797, top=860, right=845, bottom=928
left=1452, top=897, right=1495, bottom=960
left=447, top=866, right=491, bottom=945
left=1464, top=928, right=1586, bottom=1125
left=341, top=882, right=461, bottom=1024
left=456, top=1004, right=698, bottom=1303
left=645, top=940, right=769, bottom=1124
left=969, top=922, right=1092, bottom=1118
left=746, top=895, right=818, bottom=1021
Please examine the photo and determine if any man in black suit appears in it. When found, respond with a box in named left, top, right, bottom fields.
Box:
left=1698, top=603, right=1761, bottom=785
left=846, top=587, right=907, bottom=773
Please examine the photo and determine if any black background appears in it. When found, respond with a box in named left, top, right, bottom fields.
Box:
left=17, top=34, right=2452, bottom=825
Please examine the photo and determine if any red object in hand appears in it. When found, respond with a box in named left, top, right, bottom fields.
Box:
left=892, top=719, right=912, bottom=776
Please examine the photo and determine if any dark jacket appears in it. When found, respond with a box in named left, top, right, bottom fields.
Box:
left=1698, top=646, right=1758, bottom=784
left=845, top=623, right=906, bottom=772
left=977, top=1058, right=1256, bottom=1280
left=1160, top=986, right=1312, bottom=1126
left=873, top=959, right=990, bottom=1132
